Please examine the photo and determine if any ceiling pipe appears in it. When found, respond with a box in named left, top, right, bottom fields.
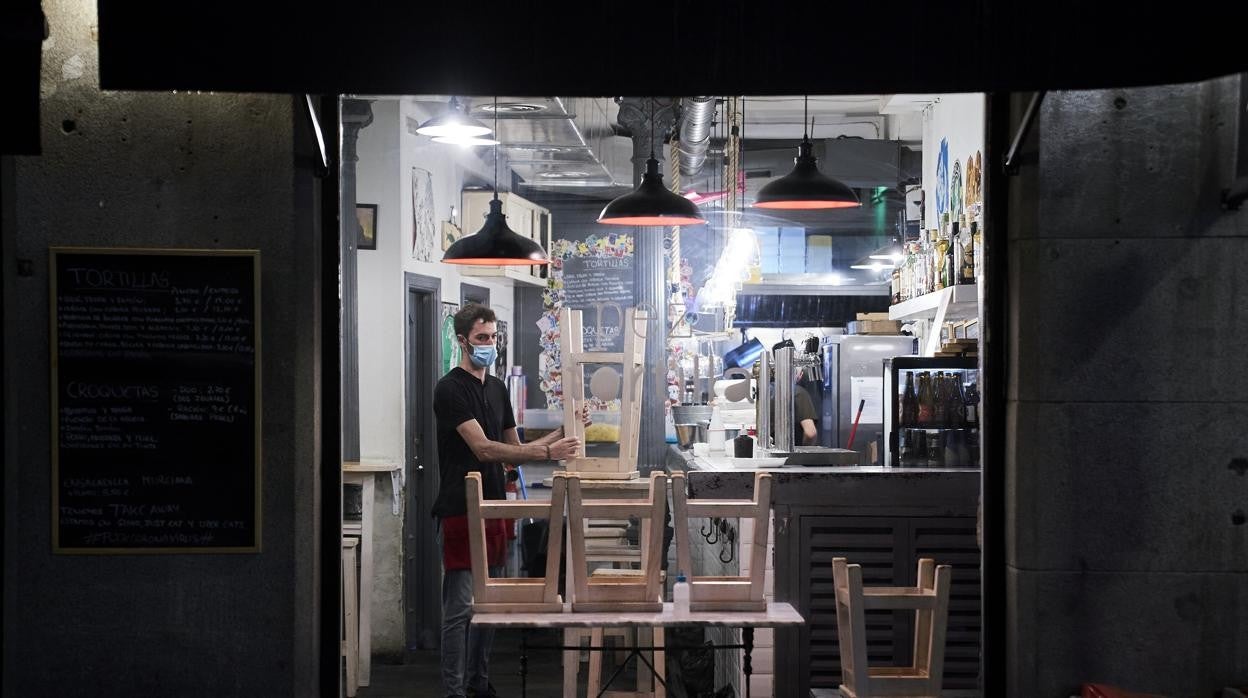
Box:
left=678, top=96, right=716, bottom=177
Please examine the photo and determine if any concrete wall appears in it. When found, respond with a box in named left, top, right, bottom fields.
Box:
left=1006, top=77, right=1248, bottom=696
left=2, top=2, right=322, bottom=696
left=923, top=93, right=986, bottom=229
left=354, top=98, right=516, bottom=657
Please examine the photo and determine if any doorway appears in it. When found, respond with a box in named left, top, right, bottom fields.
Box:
left=404, top=272, right=441, bottom=650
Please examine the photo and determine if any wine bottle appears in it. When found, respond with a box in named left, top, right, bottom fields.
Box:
left=916, top=372, right=933, bottom=425
left=901, top=371, right=918, bottom=426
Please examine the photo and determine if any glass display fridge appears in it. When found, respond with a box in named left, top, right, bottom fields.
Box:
left=884, top=357, right=981, bottom=468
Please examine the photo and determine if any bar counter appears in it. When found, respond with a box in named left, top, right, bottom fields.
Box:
left=666, top=445, right=983, bottom=697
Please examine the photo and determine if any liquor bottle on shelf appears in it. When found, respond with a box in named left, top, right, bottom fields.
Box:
left=932, top=371, right=947, bottom=426
left=891, top=266, right=901, bottom=305
left=960, top=224, right=976, bottom=285
left=972, top=219, right=984, bottom=281
left=934, top=232, right=947, bottom=292
left=901, top=371, right=919, bottom=426
left=916, top=372, right=933, bottom=425
left=945, top=221, right=959, bottom=289
left=964, top=381, right=980, bottom=427
left=946, top=374, right=965, bottom=427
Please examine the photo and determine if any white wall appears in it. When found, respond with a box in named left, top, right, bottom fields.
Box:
left=921, top=93, right=986, bottom=230
left=353, top=97, right=519, bottom=657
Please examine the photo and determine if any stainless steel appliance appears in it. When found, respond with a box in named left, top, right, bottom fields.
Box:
left=818, top=335, right=917, bottom=464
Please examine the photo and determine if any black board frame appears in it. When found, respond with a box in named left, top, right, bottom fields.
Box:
left=49, top=247, right=262, bottom=554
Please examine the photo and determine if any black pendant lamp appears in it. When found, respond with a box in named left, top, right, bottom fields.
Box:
left=597, top=98, right=706, bottom=226
left=753, top=96, right=860, bottom=210
left=443, top=98, right=550, bottom=266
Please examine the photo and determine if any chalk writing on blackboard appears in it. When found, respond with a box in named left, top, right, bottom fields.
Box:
left=51, top=248, right=261, bottom=554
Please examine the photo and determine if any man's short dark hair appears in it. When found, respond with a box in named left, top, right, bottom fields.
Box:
left=454, top=303, right=497, bottom=339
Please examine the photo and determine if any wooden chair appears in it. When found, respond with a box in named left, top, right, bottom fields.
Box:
left=566, top=472, right=667, bottom=612
left=832, top=557, right=952, bottom=698
left=464, top=472, right=567, bottom=613
left=341, top=537, right=360, bottom=697
left=670, top=471, right=772, bottom=611
left=559, top=306, right=647, bottom=479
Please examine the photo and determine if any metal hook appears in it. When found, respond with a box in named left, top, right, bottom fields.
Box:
left=719, top=531, right=735, bottom=565
left=702, top=518, right=720, bottom=544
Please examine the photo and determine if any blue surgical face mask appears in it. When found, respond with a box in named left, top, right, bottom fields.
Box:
left=468, top=343, right=497, bottom=369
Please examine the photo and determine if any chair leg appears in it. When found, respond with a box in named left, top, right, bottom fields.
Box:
left=563, top=628, right=580, bottom=698
left=587, top=627, right=604, bottom=698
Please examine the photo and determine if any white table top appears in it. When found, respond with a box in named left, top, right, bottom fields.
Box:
left=471, top=601, right=803, bottom=629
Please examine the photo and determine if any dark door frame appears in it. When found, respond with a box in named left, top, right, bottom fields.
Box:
left=404, top=272, right=442, bottom=651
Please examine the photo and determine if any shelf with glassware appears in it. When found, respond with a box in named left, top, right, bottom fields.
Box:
left=884, top=357, right=981, bottom=469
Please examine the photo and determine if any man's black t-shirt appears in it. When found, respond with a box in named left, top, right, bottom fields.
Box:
left=431, top=367, right=517, bottom=518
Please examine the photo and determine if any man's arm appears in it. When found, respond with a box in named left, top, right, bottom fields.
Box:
left=457, top=419, right=580, bottom=463
left=800, top=419, right=817, bottom=445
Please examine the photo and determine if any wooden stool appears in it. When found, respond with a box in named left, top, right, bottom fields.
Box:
left=465, top=472, right=567, bottom=613
left=559, top=306, right=647, bottom=479
left=566, top=472, right=667, bottom=612
left=671, top=471, right=772, bottom=611
left=341, top=537, right=360, bottom=698
left=833, top=557, right=951, bottom=698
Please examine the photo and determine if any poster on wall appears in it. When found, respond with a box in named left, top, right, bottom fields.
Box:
left=935, top=138, right=949, bottom=222
left=50, top=248, right=260, bottom=553
left=411, top=167, right=436, bottom=262
left=440, top=302, right=460, bottom=376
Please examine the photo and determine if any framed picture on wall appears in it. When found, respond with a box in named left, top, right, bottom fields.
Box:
left=356, top=203, right=378, bottom=251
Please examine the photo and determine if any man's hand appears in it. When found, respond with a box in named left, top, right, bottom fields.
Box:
left=548, top=436, right=582, bottom=460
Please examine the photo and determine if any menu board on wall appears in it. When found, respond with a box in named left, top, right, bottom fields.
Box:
left=51, top=248, right=260, bottom=553
left=561, top=254, right=634, bottom=352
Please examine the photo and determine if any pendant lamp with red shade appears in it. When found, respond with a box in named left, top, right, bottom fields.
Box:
left=442, top=97, right=550, bottom=266
left=597, top=98, right=707, bottom=226
left=752, top=95, right=861, bottom=210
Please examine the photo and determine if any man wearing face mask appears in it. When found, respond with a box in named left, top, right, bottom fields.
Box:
left=432, top=303, right=581, bottom=698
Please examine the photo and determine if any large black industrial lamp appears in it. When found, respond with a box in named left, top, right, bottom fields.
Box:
left=598, top=99, right=707, bottom=226
left=753, top=96, right=861, bottom=210
left=443, top=98, right=550, bottom=266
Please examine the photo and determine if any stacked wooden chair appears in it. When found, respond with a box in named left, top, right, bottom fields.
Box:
left=464, top=472, right=567, bottom=613
left=670, top=471, right=773, bottom=611
left=558, top=306, right=646, bottom=479
left=832, top=557, right=952, bottom=698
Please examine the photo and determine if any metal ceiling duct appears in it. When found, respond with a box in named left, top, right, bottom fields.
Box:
left=678, top=96, right=716, bottom=177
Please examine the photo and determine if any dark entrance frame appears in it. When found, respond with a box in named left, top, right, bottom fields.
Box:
left=404, top=272, right=443, bottom=651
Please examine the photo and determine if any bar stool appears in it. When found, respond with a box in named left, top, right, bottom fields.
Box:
left=341, top=537, right=360, bottom=698
left=832, top=557, right=951, bottom=698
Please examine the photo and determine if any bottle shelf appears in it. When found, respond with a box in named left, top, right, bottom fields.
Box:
left=888, top=284, right=978, bottom=322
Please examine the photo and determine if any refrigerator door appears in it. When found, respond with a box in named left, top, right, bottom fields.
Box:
left=833, top=335, right=916, bottom=463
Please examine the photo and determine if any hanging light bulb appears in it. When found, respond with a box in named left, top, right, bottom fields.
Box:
left=597, top=98, right=707, bottom=226
left=752, top=96, right=860, bottom=210
left=416, top=96, right=493, bottom=139
left=443, top=97, right=549, bottom=266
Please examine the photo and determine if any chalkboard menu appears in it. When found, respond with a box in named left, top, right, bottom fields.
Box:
left=561, top=254, right=634, bottom=352
left=51, top=248, right=260, bottom=553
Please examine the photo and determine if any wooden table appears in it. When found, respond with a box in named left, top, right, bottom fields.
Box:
left=472, top=602, right=804, bottom=698
left=342, top=461, right=401, bottom=687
